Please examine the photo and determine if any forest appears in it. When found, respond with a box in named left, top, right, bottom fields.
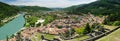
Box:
left=65, top=0, right=120, bottom=26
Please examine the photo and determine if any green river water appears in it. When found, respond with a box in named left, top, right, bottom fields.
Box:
left=0, top=14, right=25, bottom=40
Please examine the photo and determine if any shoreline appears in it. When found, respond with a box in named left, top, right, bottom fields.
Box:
left=0, top=14, right=20, bottom=27
left=0, top=14, right=25, bottom=40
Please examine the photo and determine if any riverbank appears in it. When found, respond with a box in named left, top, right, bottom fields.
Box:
left=0, top=14, right=20, bottom=27
left=0, top=14, right=25, bottom=40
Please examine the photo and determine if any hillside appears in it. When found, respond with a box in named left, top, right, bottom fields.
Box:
left=66, top=0, right=120, bottom=15
left=0, top=2, right=19, bottom=26
left=0, top=2, right=19, bottom=19
left=18, top=6, right=52, bottom=12
left=65, top=0, right=120, bottom=26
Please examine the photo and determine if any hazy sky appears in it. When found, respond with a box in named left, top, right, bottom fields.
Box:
left=0, top=0, right=97, bottom=8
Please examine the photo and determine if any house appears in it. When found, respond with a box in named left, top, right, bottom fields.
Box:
left=35, top=19, right=45, bottom=26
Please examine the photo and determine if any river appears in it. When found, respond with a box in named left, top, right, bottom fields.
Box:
left=0, top=14, right=25, bottom=40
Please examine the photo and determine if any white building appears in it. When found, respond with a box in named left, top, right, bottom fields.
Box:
left=35, top=19, right=45, bottom=27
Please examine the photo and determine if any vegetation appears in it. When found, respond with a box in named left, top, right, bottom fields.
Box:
left=0, top=2, right=19, bottom=26
left=65, top=0, right=120, bottom=26
left=69, top=35, right=89, bottom=41
left=57, top=26, right=63, bottom=29
left=18, top=6, right=52, bottom=12
left=16, top=32, right=22, bottom=41
left=103, top=25, right=117, bottom=30
left=103, top=14, right=120, bottom=26
left=25, top=16, right=38, bottom=27
left=66, top=0, right=120, bottom=15
left=43, top=15, right=56, bottom=25
left=74, top=27, right=85, bottom=35
left=1, top=0, right=120, bottom=41
left=21, top=6, right=53, bottom=27
left=44, top=34, right=55, bottom=40
left=32, top=33, right=55, bottom=41
left=112, top=21, right=120, bottom=26
left=91, top=23, right=100, bottom=29
left=84, top=23, right=92, bottom=33
left=6, top=35, right=9, bottom=41
left=97, top=28, right=120, bottom=41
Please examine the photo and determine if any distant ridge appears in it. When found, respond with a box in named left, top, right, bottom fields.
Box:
left=18, top=6, right=52, bottom=12
left=65, top=0, right=120, bottom=25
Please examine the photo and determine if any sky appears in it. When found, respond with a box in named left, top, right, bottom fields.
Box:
left=0, top=0, right=97, bottom=8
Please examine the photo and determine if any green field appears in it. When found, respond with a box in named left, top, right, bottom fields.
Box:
left=67, top=36, right=89, bottom=41
left=103, top=25, right=117, bottom=30
left=97, top=28, right=120, bottom=41
left=32, top=33, right=55, bottom=41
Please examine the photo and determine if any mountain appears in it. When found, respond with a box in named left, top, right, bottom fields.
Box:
left=18, top=6, right=52, bottom=12
left=0, top=2, right=19, bottom=21
left=0, top=2, right=19, bottom=26
left=66, top=0, right=120, bottom=15
left=65, top=0, right=120, bottom=25
left=51, top=8, right=61, bottom=10
left=64, top=4, right=86, bottom=14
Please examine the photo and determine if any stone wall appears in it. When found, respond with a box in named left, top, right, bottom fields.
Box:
left=84, top=26, right=120, bottom=41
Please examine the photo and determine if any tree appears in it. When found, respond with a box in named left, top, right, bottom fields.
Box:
left=0, top=2, right=19, bottom=27
left=85, top=23, right=92, bottom=34
left=16, top=32, right=22, bottom=41
left=68, top=27, right=75, bottom=37
left=43, top=15, right=56, bottom=25
left=58, top=28, right=75, bottom=39
left=6, top=35, right=9, bottom=41
left=27, top=16, right=38, bottom=27
left=57, top=26, right=62, bottom=29
left=74, top=27, right=85, bottom=35
left=0, top=21, right=3, bottom=26
left=113, top=21, right=120, bottom=26
left=103, top=17, right=109, bottom=25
